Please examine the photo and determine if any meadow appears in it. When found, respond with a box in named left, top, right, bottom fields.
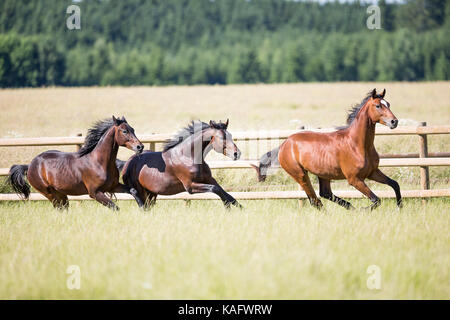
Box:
left=0, top=82, right=449, bottom=299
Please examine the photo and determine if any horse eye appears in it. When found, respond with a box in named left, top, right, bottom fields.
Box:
left=122, top=130, right=128, bottom=134
left=376, top=105, right=381, bottom=109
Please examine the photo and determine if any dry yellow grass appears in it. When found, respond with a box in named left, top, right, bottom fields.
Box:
left=1, top=82, right=449, bottom=138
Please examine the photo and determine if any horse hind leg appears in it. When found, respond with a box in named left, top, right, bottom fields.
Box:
left=286, top=166, right=323, bottom=210
left=132, top=184, right=155, bottom=211
left=143, top=193, right=157, bottom=210
left=132, top=185, right=157, bottom=211
left=45, top=187, right=69, bottom=210
left=28, top=174, right=69, bottom=210
left=319, top=178, right=355, bottom=210
left=52, top=192, right=69, bottom=210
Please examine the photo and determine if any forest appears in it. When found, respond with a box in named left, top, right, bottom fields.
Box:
left=0, top=0, right=449, bottom=87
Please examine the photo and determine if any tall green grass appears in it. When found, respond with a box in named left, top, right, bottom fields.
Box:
left=0, top=199, right=448, bottom=299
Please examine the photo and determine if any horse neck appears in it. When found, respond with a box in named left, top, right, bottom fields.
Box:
left=90, top=127, right=119, bottom=168
left=348, top=105, right=376, bottom=153
left=170, top=129, right=213, bottom=161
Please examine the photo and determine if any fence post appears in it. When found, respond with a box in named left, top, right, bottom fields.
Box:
left=419, top=122, right=430, bottom=192
left=76, top=133, right=82, bottom=151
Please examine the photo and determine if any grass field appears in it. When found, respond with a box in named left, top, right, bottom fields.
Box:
left=0, top=82, right=449, bottom=299
left=1, top=199, right=449, bottom=299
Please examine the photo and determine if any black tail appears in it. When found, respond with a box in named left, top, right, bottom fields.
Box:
left=115, top=159, right=127, bottom=174
left=251, top=147, right=280, bottom=182
left=7, top=165, right=30, bottom=199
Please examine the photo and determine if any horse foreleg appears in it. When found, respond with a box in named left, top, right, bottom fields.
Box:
left=369, top=169, right=402, bottom=208
left=187, top=181, right=241, bottom=209
left=204, top=177, right=242, bottom=208
left=89, top=190, right=119, bottom=211
left=112, top=184, right=146, bottom=208
left=212, top=184, right=242, bottom=208
left=319, top=178, right=355, bottom=210
left=347, top=177, right=380, bottom=210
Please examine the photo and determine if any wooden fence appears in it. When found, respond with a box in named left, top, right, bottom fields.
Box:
left=1, top=123, right=449, bottom=201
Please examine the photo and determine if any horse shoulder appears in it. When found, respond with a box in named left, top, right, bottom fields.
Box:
left=338, top=143, right=367, bottom=176
left=79, top=158, right=108, bottom=185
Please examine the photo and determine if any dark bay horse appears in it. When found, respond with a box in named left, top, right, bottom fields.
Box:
left=7, top=116, right=144, bottom=210
left=253, top=89, right=402, bottom=210
left=116, top=120, right=242, bottom=209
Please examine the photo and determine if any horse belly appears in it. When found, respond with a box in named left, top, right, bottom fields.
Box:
left=300, top=149, right=345, bottom=180
left=308, top=163, right=345, bottom=180
left=49, top=166, right=86, bottom=195
left=139, top=168, right=184, bottom=195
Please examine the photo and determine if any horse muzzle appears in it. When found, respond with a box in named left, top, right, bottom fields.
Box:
left=382, top=118, right=398, bottom=129
left=388, top=119, right=398, bottom=129
left=134, top=144, right=144, bottom=154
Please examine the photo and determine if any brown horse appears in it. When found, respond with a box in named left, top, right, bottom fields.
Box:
left=116, top=120, right=242, bottom=209
left=253, top=89, right=402, bottom=210
left=7, top=116, right=144, bottom=210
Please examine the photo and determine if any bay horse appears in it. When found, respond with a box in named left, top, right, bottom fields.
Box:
left=116, top=120, right=242, bottom=209
left=7, top=116, right=144, bottom=210
left=253, top=89, right=402, bottom=210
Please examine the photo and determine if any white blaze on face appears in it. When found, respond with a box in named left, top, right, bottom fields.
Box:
left=381, top=99, right=389, bottom=108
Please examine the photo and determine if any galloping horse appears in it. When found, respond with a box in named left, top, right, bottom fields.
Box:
left=8, top=116, right=144, bottom=210
left=253, top=89, right=402, bottom=210
left=116, top=120, right=242, bottom=209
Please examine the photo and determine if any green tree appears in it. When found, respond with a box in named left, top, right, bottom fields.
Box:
left=227, top=49, right=263, bottom=84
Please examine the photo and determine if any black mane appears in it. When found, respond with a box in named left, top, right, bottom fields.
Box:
left=77, top=119, right=115, bottom=157
left=338, top=91, right=384, bottom=129
left=163, top=120, right=227, bottom=152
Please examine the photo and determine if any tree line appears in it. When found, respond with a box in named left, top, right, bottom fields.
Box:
left=0, top=0, right=449, bottom=87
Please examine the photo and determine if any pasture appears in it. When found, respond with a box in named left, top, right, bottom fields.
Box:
left=0, top=82, right=449, bottom=299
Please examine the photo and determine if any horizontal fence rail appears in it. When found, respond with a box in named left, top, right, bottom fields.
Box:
left=1, top=124, right=449, bottom=201
left=0, top=125, right=450, bottom=147
left=204, top=158, right=450, bottom=169
left=1, top=189, right=449, bottom=202
left=1, top=158, right=449, bottom=176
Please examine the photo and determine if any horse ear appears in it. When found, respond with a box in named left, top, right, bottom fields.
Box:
left=371, top=88, right=377, bottom=99
left=112, top=116, right=119, bottom=125
left=209, top=120, right=215, bottom=128
left=121, top=116, right=127, bottom=123
left=381, top=89, right=386, bottom=98
left=225, top=118, right=229, bottom=128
